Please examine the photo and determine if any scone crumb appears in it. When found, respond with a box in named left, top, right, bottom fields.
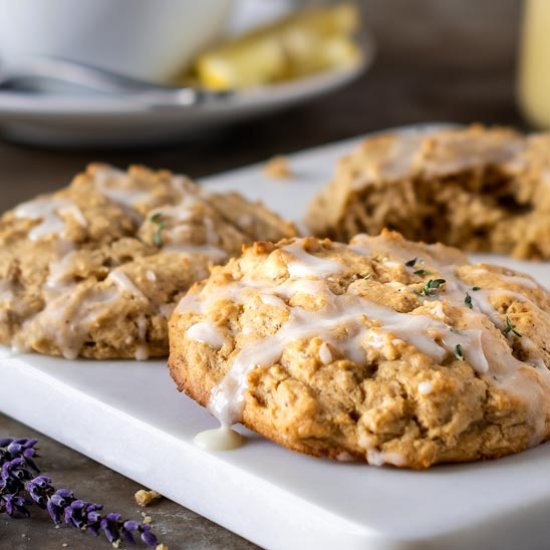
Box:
left=156, top=545, right=170, bottom=550
left=264, top=156, right=292, bottom=180
left=134, top=489, right=162, bottom=507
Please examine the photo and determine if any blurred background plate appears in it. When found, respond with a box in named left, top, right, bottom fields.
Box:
left=0, top=53, right=371, bottom=147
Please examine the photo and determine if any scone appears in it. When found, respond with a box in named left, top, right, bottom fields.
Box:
left=0, top=164, right=295, bottom=359
left=169, top=230, right=550, bottom=468
left=306, top=125, right=550, bottom=259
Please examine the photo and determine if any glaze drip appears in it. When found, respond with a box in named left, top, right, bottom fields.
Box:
left=180, top=236, right=550, bottom=452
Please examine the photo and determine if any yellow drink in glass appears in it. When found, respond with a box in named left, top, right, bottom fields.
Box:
left=519, top=0, right=550, bottom=128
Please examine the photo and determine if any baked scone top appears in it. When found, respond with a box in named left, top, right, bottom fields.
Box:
left=0, top=164, right=295, bottom=359
left=306, top=125, right=550, bottom=258
left=170, top=230, right=550, bottom=468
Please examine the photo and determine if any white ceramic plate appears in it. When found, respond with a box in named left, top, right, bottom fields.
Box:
left=2, top=125, right=550, bottom=550
left=0, top=50, right=371, bottom=147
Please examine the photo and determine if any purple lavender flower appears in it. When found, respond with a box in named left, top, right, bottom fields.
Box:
left=0, top=437, right=159, bottom=547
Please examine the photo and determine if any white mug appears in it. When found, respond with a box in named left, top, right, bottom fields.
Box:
left=0, top=0, right=234, bottom=83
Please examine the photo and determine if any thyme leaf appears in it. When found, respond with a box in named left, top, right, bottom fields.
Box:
left=150, top=212, right=165, bottom=247
left=415, top=278, right=446, bottom=297
left=454, top=344, right=464, bottom=361
left=503, top=316, right=522, bottom=338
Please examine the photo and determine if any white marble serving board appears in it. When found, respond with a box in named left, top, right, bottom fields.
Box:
left=2, top=124, right=550, bottom=550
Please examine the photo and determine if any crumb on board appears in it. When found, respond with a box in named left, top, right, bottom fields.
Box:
left=264, top=156, right=292, bottom=180
left=134, top=489, right=162, bottom=507
left=156, top=545, right=170, bottom=550
left=142, top=515, right=153, bottom=524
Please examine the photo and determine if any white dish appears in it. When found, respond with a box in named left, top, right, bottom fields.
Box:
left=0, top=0, right=233, bottom=83
left=2, top=124, right=550, bottom=550
left=0, top=53, right=370, bottom=147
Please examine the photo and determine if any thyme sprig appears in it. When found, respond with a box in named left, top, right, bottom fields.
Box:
left=150, top=212, right=165, bottom=247
left=415, top=278, right=446, bottom=297
left=503, top=316, right=522, bottom=338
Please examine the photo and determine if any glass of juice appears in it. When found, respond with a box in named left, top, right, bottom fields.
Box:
left=518, top=0, right=550, bottom=129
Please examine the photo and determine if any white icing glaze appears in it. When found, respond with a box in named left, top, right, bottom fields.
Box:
left=366, top=449, right=408, bottom=468
left=15, top=286, right=121, bottom=359
left=203, top=217, right=219, bottom=246
left=335, top=451, right=356, bottom=462
left=15, top=198, right=86, bottom=241
left=158, top=303, right=176, bottom=319
left=0, top=280, right=14, bottom=303
left=283, top=241, right=342, bottom=278
left=94, top=166, right=151, bottom=209
left=469, top=267, right=539, bottom=289
left=193, top=425, right=245, bottom=451
left=382, top=132, right=427, bottom=181
left=207, top=286, right=490, bottom=425
left=145, top=270, right=157, bottom=283
left=162, top=244, right=228, bottom=262
left=319, top=342, right=333, bottom=365
left=148, top=195, right=226, bottom=258
left=260, top=294, right=286, bottom=308
left=135, top=316, right=149, bottom=361
left=176, top=235, right=550, bottom=451
left=187, top=322, right=225, bottom=349
left=108, top=271, right=146, bottom=300
left=44, top=250, right=80, bottom=298
left=135, top=345, right=149, bottom=361
left=238, top=214, right=253, bottom=226
left=417, top=381, right=433, bottom=395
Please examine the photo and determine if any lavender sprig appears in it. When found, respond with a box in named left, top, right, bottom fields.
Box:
left=0, top=437, right=158, bottom=548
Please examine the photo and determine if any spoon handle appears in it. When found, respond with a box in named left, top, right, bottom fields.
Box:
left=0, top=56, right=223, bottom=107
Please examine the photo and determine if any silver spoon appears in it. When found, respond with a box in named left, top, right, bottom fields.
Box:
left=0, top=56, right=231, bottom=107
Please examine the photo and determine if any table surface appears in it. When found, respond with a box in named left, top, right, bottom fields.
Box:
left=0, top=0, right=526, bottom=548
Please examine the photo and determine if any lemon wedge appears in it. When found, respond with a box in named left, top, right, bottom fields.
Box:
left=193, top=3, right=361, bottom=91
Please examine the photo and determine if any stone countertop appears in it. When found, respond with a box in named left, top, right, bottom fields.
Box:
left=0, top=0, right=524, bottom=548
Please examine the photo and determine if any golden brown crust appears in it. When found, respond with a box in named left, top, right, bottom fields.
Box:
left=306, top=125, right=550, bottom=259
left=169, top=230, right=550, bottom=468
left=0, top=164, right=296, bottom=359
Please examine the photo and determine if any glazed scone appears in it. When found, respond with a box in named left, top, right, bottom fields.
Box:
left=0, top=164, right=295, bottom=359
left=306, top=125, right=550, bottom=259
left=169, top=230, right=550, bottom=468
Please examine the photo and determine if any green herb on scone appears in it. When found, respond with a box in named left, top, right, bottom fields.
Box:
left=454, top=344, right=464, bottom=360
left=414, top=269, right=431, bottom=276
left=415, top=278, right=446, bottom=297
left=150, top=212, right=166, bottom=247
left=464, top=292, right=473, bottom=309
left=503, top=316, right=522, bottom=338
left=472, top=286, right=481, bottom=291
left=405, top=257, right=418, bottom=267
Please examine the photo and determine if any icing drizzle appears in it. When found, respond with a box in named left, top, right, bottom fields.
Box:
left=183, top=236, right=550, bottom=459
left=5, top=164, right=270, bottom=360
